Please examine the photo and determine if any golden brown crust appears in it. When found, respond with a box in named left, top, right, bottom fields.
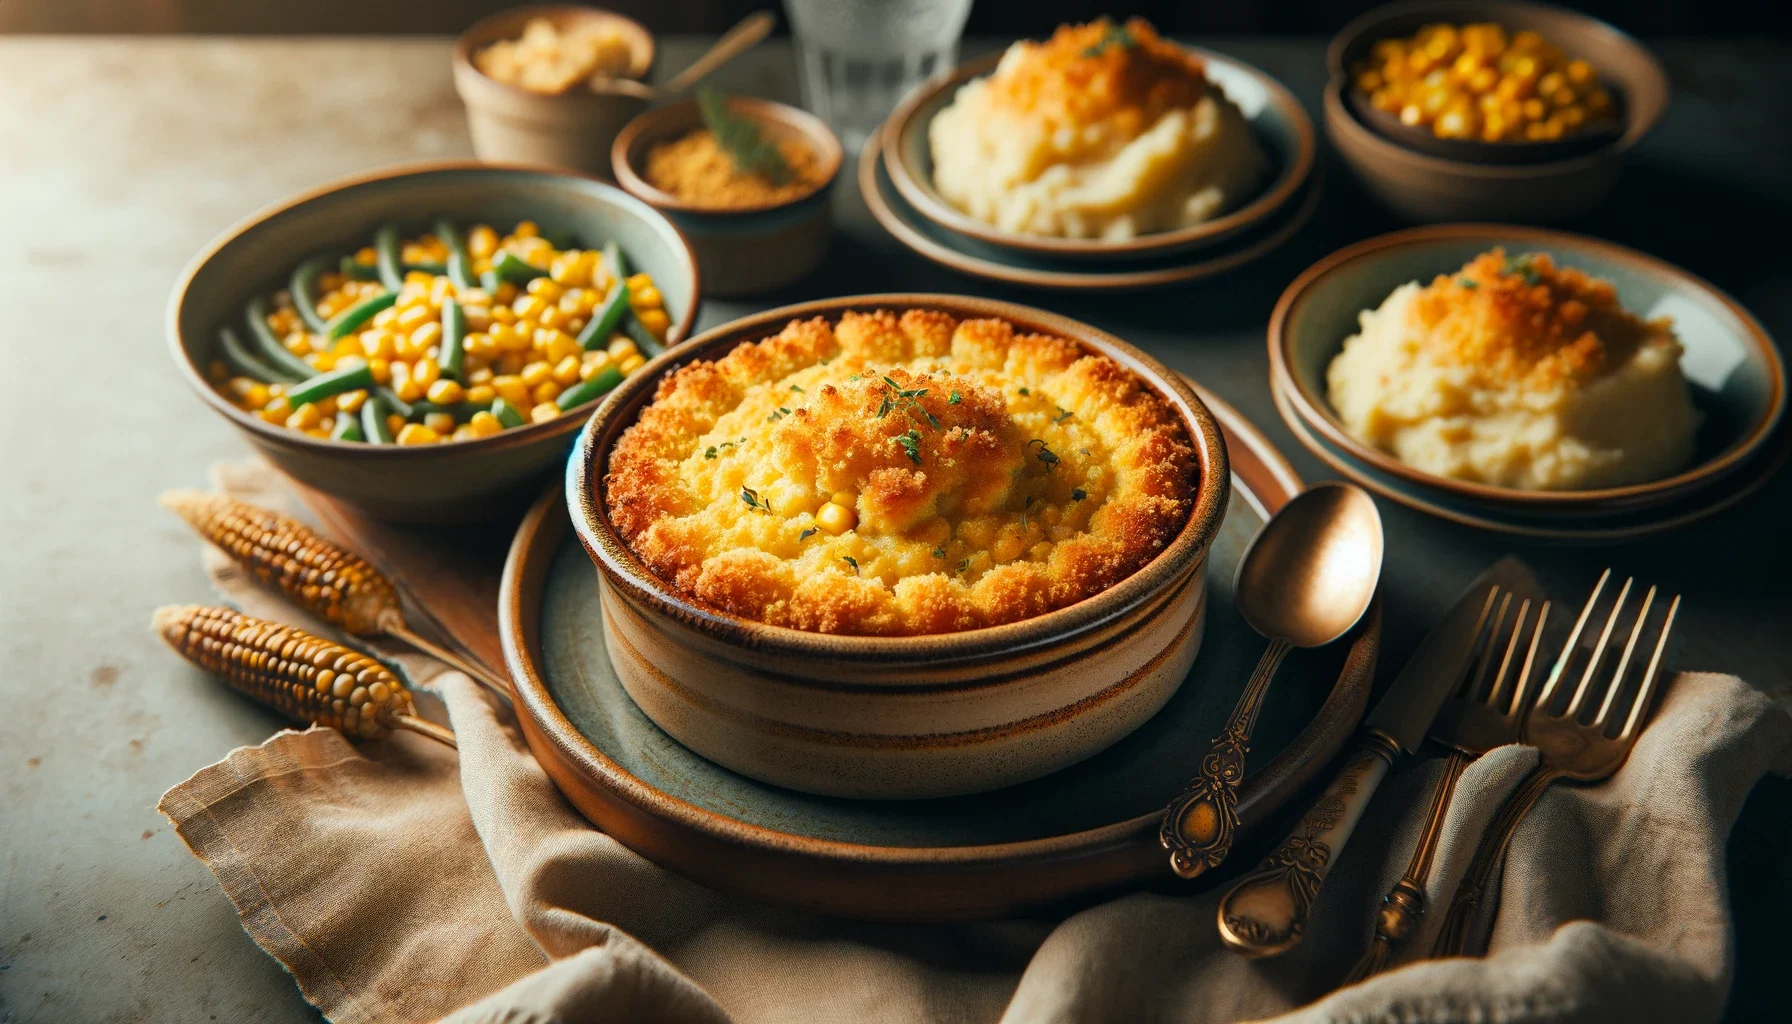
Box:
left=603, top=310, right=1198, bottom=636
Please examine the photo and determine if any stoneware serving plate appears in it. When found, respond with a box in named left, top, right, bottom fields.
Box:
left=502, top=380, right=1380, bottom=919
left=881, top=48, right=1315, bottom=261
left=1323, top=1, right=1668, bottom=223
left=1272, top=376, right=1792, bottom=542
left=564, top=295, right=1230, bottom=799
left=613, top=97, right=843, bottom=298
left=1270, top=225, right=1785, bottom=516
left=862, top=133, right=1322, bottom=292
left=169, top=161, right=700, bottom=524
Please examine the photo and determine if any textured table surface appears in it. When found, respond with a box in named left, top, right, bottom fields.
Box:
left=1, top=35, right=1787, bottom=1023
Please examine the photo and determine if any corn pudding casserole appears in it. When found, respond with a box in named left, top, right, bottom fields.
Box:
left=927, top=18, right=1268, bottom=240
left=474, top=17, right=637, bottom=95
left=604, top=310, right=1198, bottom=635
left=1326, top=250, right=1698, bottom=491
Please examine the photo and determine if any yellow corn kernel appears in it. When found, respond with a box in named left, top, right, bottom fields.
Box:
left=391, top=364, right=424, bottom=403
left=525, top=277, right=563, bottom=301
left=549, top=251, right=589, bottom=287
left=310, top=352, right=338, bottom=372
left=384, top=413, right=405, bottom=435
left=519, top=361, right=553, bottom=388
left=493, top=281, right=519, bottom=305
left=464, top=384, right=496, bottom=406
left=551, top=355, right=582, bottom=386
left=464, top=332, right=497, bottom=360
left=427, top=379, right=466, bottom=404
left=512, top=294, right=548, bottom=321
left=490, top=304, right=518, bottom=325
left=258, top=397, right=293, bottom=424
left=625, top=272, right=653, bottom=293
left=370, top=306, right=399, bottom=330
left=467, top=411, right=504, bottom=437
left=330, top=336, right=364, bottom=360
left=420, top=411, right=453, bottom=435
left=396, top=304, right=434, bottom=332
left=580, top=350, right=614, bottom=380
left=492, top=375, right=531, bottom=407
left=450, top=425, right=477, bottom=442
left=512, top=220, right=539, bottom=239
left=467, top=366, right=494, bottom=385
left=606, top=337, right=638, bottom=360
left=412, top=358, right=441, bottom=389
left=286, top=402, right=324, bottom=431
left=468, top=224, right=499, bottom=259
left=538, top=305, right=565, bottom=330
left=315, top=396, right=340, bottom=417
left=368, top=358, right=392, bottom=385
left=284, top=331, right=314, bottom=356
left=636, top=308, right=670, bottom=338
left=815, top=501, right=856, bottom=535
left=396, top=423, right=441, bottom=445
left=539, top=329, right=578, bottom=363
left=532, top=380, right=563, bottom=406
left=530, top=402, right=560, bottom=424
left=429, top=276, right=455, bottom=306
left=336, top=389, right=368, bottom=414
left=405, top=320, right=442, bottom=357
left=494, top=351, right=526, bottom=376
left=618, top=353, right=645, bottom=375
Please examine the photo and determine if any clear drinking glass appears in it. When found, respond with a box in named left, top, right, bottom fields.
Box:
left=783, top=0, right=975, bottom=151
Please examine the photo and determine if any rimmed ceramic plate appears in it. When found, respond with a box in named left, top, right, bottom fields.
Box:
left=1270, top=224, right=1786, bottom=513
left=881, top=48, right=1316, bottom=261
left=861, top=132, right=1322, bottom=293
left=498, top=383, right=1380, bottom=921
left=1273, top=377, right=1792, bottom=542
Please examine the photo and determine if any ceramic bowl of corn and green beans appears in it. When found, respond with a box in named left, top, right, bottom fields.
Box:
left=214, top=219, right=670, bottom=445
left=171, top=163, right=699, bottom=523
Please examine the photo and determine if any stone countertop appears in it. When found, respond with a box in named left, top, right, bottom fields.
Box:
left=1, top=35, right=1787, bottom=1023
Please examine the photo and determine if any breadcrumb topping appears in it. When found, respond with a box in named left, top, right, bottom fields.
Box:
left=986, top=18, right=1209, bottom=145
left=1412, top=249, right=1661, bottom=389
left=603, top=309, right=1198, bottom=636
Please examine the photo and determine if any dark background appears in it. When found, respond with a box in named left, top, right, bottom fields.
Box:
left=4, top=0, right=1790, bottom=36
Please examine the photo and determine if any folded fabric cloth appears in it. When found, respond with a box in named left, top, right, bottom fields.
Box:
left=159, top=461, right=1792, bottom=1024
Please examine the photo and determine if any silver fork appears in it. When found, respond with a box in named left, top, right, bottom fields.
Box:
left=1431, top=569, right=1681, bottom=957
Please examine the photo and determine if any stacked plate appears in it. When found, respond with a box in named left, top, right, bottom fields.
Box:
left=864, top=49, right=1319, bottom=291
left=1269, top=225, right=1788, bottom=541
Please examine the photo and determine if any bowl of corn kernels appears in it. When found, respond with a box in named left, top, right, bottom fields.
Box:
left=1324, top=1, right=1667, bottom=223
left=169, top=161, right=700, bottom=523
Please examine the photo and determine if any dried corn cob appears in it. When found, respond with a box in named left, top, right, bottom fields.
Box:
left=155, top=604, right=454, bottom=748
left=159, top=490, right=510, bottom=700
left=160, top=490, right=400, bottom=635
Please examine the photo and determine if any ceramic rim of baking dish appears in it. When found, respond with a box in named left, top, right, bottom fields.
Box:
left=566, top=293, right=1230, bottom=668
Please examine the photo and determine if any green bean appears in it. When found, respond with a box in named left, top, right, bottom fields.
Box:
left=490, top=397, right=527, bottom=428
left=339, top=256, right=381, bottom=281
left=622, top=314, right=663, bottom=358
left=555, top=364, right=624, bottom=411
left=325, top=291, right=397, bottom=341
left=435, top=218, right=477, bottom=290
left=577, top=280, right=631, bottom=351
left=331, top=414, right=365, bottom=442
left=407, top=260, right=448, bottom=276
left=286, top=364, right=375, bottom=407
left=376, top=387, right=414, bottom=421
left=244, top=296, right=314, bottom=381
left=410, top=398, right=494, bottom=423
left=438, top=298, right=467, bottom=381
left=603, top=241, right=629, bottom=281
left=375, top=223, right=407, bottom=291
left=290, top=256, right=332, bottom=333
left=489, top=250, right=546, bottom=286
left=217, top=326, right=287, bottom=383
left=361, top=394, right=395, bottom=444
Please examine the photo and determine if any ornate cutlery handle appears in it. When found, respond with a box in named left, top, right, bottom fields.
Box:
left=1215, top=730, right=1400, bottom=957
left=1160, top=639, right=1294, bottom=879
left=1344, top=748, right=1470, bottom=981
left=1431, top=765, right=1562, bottom=957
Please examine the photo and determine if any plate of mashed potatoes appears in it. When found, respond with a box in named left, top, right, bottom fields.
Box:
left=882, top=18, right=1314, bottom=261
left=1271, top=226, right=1784, bottom=522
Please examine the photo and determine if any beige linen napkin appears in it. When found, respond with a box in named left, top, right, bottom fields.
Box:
left=159, top=462, right=1792, bottom=1024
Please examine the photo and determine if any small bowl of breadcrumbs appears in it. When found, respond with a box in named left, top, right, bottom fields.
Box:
left=613, top=92, right=842, bottom=298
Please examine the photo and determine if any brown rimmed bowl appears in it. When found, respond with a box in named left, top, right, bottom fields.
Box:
left=564, top=294, right=1230, bottom=799
left=452, top=5, right=656, bottom=177
left=881, top=48, right=1315, bottom=262
left=1324, top=1, right=1667, bottom=223
left=612, top=97, right=843, bottom=298
left=1269, top=224, right=1786, bottom=516
left=169, top=161, right=699, bottom=524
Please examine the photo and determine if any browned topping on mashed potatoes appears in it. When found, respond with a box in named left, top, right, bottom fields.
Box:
left=604, top=310, right=1198, bottom=635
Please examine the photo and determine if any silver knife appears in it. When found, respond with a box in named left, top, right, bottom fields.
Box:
left=1213, top=556, right=1539, bottom=958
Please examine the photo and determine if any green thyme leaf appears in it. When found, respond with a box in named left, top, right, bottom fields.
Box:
left=897, top=428, right=923, bottom=465
left=1018, top=387, right=1030, bottom=396
left=932, top=547, right=946, bottom=559
left=799, top=527, right=818, bottom=541
left=948, top=390, right=961, bottom=405
left=1071, top=487, right=1087, bottom=501
left=705, top=446, right=717, bottom=459
left=697, top=86, right=790, bottom=185
left=841, top=555, right=858, bottom=573
left=1458, top=277, right=1478, bottom=289
left=957, top=558, right=971, bottom=574
left=789, top=384, right=804, bottom=393
left=1054, top=407, right=1074, bottom=423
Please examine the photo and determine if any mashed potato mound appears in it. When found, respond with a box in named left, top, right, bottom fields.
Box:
left=927, top=18, right=1269, bottom=240
left=1326, top=250, right=1699, bottom=491
left=604, top=310, right=1198, bottom=636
